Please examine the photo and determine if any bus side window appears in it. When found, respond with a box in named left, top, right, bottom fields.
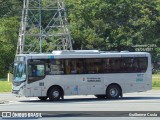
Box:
left=121, top=58, right=131, bottom=73
left=65, top=60, right=71, bottom=74
left=46, top=64, right=51, bottom=74
left=110, top=59, right=120, bottom=73
left=103, top=59, right=110, bottom=73
left=37, top=65, right=45, bottom=76
left=84, top=59, right=94, bottom=74
left=65, top=60, right=78, bottom=74
left=76, top=64, right=82, bottom=74
left=138, top=58, right=148, bottom=72
left=70, top=61, right=77, bottom=74
left=28, top=65, right=33, bottom=76
left=50, top=60, right=64, bottom=75
left=131, top=58, right=138, bottom=72
left=32, top=66, right=38, bottom=76
left=29, top=65, right=45, bottom=77
left=84, top=59, right=102, bottom=74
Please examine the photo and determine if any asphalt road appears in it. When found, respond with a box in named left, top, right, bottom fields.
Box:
left=0, top=90, right=160, bottom=120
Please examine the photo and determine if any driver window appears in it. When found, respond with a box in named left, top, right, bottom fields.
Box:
left=28, top=64, right=45, bottom=77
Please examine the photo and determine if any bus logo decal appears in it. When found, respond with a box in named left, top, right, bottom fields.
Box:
left=136, top=74, right=144, bottom=82
left=82, top=77, right=87, bottom=82
left=87, top=78, right=101, bottom=82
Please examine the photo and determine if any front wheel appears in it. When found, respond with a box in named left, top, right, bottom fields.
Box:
left=48, top=87, right=62, bottom=101
left=106, top=85, right=121, bottom=99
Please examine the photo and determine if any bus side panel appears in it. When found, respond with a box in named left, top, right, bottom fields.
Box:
left=104, top=74, right=125, bottom=93
left=123, top=55, right=152, bottom=93
left=43, top=75, right=106, bottom=96
left=123, top=73, right=146, bottom=93
left=77, top=74, right=105, bottom=95
left=124, top=73, right=151, bottom=93
left=144, top=55, right=152, bottom=91
left=25, top=81, right=42, bottom=97
left=104, top=73, right=148, bottom=94
left=43, top=75, right=78, bottom=96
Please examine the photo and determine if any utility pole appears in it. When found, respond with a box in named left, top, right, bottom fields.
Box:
left=16, top=0, right=73, bottom=54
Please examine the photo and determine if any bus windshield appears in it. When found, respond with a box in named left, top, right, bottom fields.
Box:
left=13, top=62, right=26, bottom=81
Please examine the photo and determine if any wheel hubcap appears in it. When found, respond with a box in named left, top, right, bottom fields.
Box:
left=53, top=91, right=59, bottom=98
left=110, top=88, right=118, bottom=97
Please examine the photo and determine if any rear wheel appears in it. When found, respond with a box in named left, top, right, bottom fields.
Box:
left=48, top=87, right=62, bottom=101
left=38, top=96, right=48, bottom=101
left=106, top=85, right=121, bottom=99
left=95, top=95, right=106, bottom=99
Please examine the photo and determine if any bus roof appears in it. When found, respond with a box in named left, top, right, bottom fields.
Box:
left=15, top=50, right=150, bottom=59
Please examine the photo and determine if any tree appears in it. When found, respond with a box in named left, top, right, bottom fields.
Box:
left=0, top=0, right=21, bottom=77
left=0, top=0, right=160, bottom=77
left=66, top=0, right=160, bottom=51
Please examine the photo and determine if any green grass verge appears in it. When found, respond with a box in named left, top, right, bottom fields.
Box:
left=0, top=80, right=12, bottom=92
left=152, top=87, right=160, bottom=90
left=0, top=75, right=160, bottom=92
left=152, top=74, right=160, bottom=90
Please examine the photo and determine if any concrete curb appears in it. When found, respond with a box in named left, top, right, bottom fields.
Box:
left=0, top=100, right=8, bottom=104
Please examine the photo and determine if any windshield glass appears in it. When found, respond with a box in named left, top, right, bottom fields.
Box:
left=13, top=62, right=26, bottom=81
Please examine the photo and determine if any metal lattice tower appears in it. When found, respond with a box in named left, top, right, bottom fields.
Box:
left=16, top=0, right=73, bottom=54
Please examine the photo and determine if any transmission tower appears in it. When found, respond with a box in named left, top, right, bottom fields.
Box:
left=16, top=0, right=73, bottom=54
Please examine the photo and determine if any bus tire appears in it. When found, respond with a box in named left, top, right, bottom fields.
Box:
left=106, top=85, right=121, bottom=99
left=38, top=96, right=48, bottom=101
left=95, top=95, right=106, bottom=99
left=48, top=87, right=61, bottom=101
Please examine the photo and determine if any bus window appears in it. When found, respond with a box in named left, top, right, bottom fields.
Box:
left=84, top=59, right=102, bottom=74
left=76, top=60, right=84, bottom=74
left=63, top=59, right=85, bottom=74
left=29, top=65, right=45, bottom=77
left=70, top=60, right=77, bottom=74
left=138, top=58, right=148, bottom=72
left=49, top=60, right=64, bottom=75
left=103, top=59, right=110, bottom=73
left=121, top=57, right=148, bottom=73
left=37, top=65, right=45, bottom=76
left=103, top=58, right=121, bottom=73
left=110, top=59, right=121, bottom=73
left=130, top=58, right=139, bottom=72
left=65, top=60, right=71, bottom=74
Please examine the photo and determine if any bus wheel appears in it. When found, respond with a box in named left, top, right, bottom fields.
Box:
left=48, top=87, right=61, bottom=101
left=106, top=85, right=121, bottom=99
left=95, top=95, right=106, bottom=99
left=38, top=96, right=48, bottom=101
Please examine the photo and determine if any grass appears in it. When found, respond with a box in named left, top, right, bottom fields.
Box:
left=0, top=79, right=12, bottom=92
left=152, top=74, right=160, bottom=90
left=0, top=74, right=160, bottom=92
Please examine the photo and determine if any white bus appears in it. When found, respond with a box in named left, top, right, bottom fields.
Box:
left=12, top=50, right=152, bottom=100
